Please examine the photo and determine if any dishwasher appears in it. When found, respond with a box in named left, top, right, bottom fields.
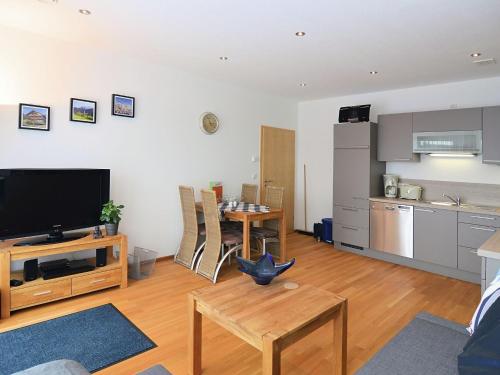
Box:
left=370, top=201, right=414, bottom=258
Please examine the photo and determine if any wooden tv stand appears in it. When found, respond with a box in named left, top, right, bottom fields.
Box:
left=0, top=232, right=128, bottom=319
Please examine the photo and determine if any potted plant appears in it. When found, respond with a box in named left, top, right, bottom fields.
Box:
left=100, top=200, right=124, bottom=236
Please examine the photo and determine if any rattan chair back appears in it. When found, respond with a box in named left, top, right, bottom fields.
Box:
left=175, top=186, right=199, bottom=268
left=197, top=189, right=222, bottom=279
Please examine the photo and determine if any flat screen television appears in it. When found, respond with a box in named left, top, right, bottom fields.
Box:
left=0, top=169, right=110, bottom=245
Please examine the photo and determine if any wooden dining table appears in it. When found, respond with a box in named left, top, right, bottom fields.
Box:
left=195, top=202, right=287, bottom=261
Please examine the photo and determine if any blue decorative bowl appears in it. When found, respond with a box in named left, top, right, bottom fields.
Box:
left=236, top=253, right=295, bottom=285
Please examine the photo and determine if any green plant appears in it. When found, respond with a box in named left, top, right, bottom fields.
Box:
left=100, top=200, right=124, bottom=224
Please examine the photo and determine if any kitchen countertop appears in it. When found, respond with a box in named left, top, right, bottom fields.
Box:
left=369, top=196, right=500, bottom=216
left=478, top=231, right=500, bottom=260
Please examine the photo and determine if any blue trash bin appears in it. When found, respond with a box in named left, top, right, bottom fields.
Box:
left=322, top=218, right=333, bottom=243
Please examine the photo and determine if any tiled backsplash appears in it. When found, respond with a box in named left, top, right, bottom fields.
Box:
left=399, top=178, right=500, bottom=207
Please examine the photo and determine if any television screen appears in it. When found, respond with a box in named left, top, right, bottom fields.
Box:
left=0, top=169, right=110, bottom=241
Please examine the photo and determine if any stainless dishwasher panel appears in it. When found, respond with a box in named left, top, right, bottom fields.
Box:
left=370, top=202, right=414, bottom=258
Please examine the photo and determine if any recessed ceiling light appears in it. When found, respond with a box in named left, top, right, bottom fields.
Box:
left=470, top=52, right=482, bottom=58
left=299, top=83, right=307, bottom=87
left=38, top=0, right=58, bottom=3
left=219, top=56, right=229, bottom=61
left=295, top=31, right=306, bottom=37
left=369, top=71, right=378, bottom=75
left=78, top=9, right=91, bottom=15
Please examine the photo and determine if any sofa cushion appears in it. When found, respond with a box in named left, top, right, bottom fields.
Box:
left=468, top=269, right=500, bottom=335
left=11, top=360, right=90, bottom=375
left=458, top=298, right=500, bottom=374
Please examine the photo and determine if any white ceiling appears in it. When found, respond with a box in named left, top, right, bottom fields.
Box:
left=1, top=0, right=500, bottom=100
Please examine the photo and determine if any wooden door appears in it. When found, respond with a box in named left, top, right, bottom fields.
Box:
left=260, top=126, right=295, bottom=233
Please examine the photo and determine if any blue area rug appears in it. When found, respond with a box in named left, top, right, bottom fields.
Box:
left=356, top=312, right=468, bottom=375
left=0, top=304, right=156, bottom=374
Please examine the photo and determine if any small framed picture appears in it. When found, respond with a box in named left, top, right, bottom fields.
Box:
left=112, top=94, right=135, bottom=118
left=18, top=103, right=50, bottom=131
left=70, top=98, right=97, bottom=124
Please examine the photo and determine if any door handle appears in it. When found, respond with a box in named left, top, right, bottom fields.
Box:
left=469, top=250, right=479, bottom=255
left=342, top=207, right=358, bottom=212
left=90, top=278, right=107, bottom=284
left=264, top=180, right=273, bottom=183
left=342, top=226, right=358, bottom=231
left=470, top=226, right=495, bottom=232
left=415, top=208, right=435, bottom=213
left=395, top=158, right=411, bottom=161
left=384, top=206, right=395, bottom=211
left=470, top=215, right=495, bottom=221
left=33, top=290, right=52, bottom=296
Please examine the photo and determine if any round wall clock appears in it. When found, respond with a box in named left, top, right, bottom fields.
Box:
left=200, top=112, right=220, bottom=135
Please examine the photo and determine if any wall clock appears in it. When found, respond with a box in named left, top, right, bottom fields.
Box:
left=200, top=112, right=220, bottom=135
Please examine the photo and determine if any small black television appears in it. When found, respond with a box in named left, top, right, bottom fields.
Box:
left=0, top=169, right=110, bottom=245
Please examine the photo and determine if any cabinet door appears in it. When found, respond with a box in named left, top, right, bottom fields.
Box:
left=458, top=246, right=481, bottom=274
left=414, top=207, right=458, bottom=268
left=334, top=123, right=371, bottom=148
left=333, top=148, right=370, bottom=209
left=377, top=113, right=418, bottom=162
left=413, top=108, right=482, bottom=132
left=483, top=106, right=500, bottom=164
left=458, top=223, right=497, bottom=249
left=485, top=258, right=500, bottom=286
left=333, top=223, right=369, bottom=248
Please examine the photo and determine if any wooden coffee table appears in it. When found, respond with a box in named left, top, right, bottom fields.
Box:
left=188, top=276, right=347, bottom=374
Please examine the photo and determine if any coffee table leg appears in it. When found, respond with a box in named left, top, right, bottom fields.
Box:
left=333, top=300, right=347, bottom=375
left=188, top=294, right=202, bottom=375
left=263, top=334, right=281, bottom=375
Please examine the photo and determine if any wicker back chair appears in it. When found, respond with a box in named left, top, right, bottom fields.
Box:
left=175, top=186, right=201, bottom=269
left=250, top=185, right=285, bottom=254
left=263, top=186, right=284, bottom=231
left=241, top=183, right=258, bottom=204
left=196, top=190, right=243, bottom=282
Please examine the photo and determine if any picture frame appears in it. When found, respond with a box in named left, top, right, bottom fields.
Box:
left=18, top=103, right=50, bottom=131
left=112, top=94, right=135, bottom=118
left=70, top=98, right=97, bottom=124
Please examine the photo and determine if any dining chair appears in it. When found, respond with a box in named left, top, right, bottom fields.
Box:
left=196, top=189, right=243, bottom=283
left=174, top=186, right=206, bottom=270
left=241, top=183, right=258, bottom=204
left=250, top=185, right=285, bottom=255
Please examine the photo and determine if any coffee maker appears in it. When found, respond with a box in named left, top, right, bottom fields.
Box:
left=383, top=174, right=399, bottom=198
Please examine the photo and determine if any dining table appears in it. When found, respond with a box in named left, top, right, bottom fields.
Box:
left=195, top=201, right=287, bottom=261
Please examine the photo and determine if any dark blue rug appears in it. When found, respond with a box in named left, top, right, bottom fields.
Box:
left=0, top=304, right=156, bottom=374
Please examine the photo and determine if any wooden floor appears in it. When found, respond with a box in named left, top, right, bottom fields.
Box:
left=0, top=233, right=480, bottom=374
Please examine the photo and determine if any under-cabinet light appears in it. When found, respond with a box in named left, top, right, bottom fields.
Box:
left=428, top=153, right=476, bottom=158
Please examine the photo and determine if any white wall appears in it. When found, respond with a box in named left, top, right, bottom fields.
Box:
left=296, top=77, right=500, bottom=231
left=0, top=26, right=298, bottom=256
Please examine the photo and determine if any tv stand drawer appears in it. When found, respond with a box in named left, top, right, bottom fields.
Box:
left=72, top=269, right=121, bottom=295
left=11, top=279, right=71, bottom=310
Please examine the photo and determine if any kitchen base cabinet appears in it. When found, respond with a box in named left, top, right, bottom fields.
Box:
left=333, top=224, right=369, bottom=249
left=458, top=246, right=481, bottom=274
left=482, top=257, right=500, bottom=293
left=414, top=207, right=458, bottom=268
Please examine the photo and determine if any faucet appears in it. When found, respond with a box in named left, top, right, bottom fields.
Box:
left=443, top=193, right=461, bottom=206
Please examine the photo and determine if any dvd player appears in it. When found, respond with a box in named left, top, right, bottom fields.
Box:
left=40, top=259, right=95, bottom=280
